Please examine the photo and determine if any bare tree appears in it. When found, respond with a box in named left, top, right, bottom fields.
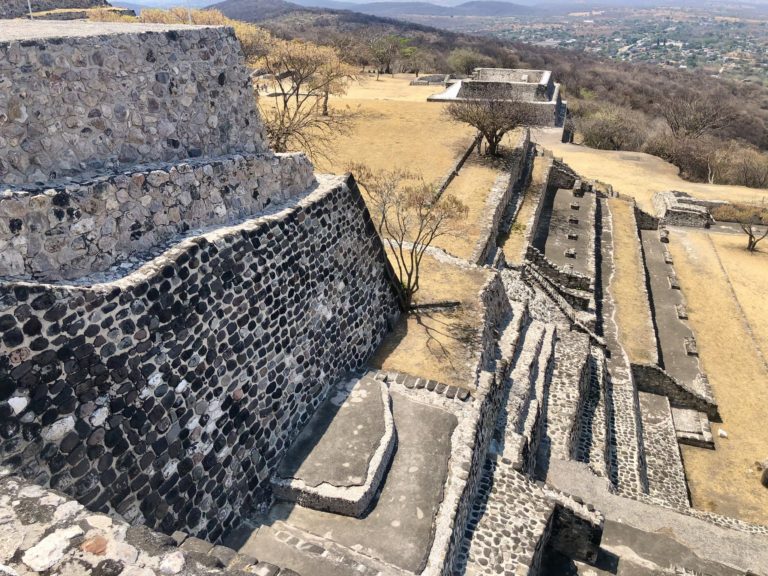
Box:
left=445, top=87, right=535, bottom=156
left=742, top=219, right=768, bottom=252
left=350, top=164, right=467, bottom=308
left=447, top=48, right=494, bottom=76
left=662, top=92, right=738, bottom=139
left=712, top=204, right=768, bottom=252
left=255, top=39, right=356, bottom=160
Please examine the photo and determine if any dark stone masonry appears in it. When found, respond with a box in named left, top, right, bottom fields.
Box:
left=0, top=176, right=402, bottom=541
left=0, top=25, right=263, bottom=186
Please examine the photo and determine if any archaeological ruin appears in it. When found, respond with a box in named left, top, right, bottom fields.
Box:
left=1, top=14, right=768, bottom=576
left=427, top=68, right=567, bottom=128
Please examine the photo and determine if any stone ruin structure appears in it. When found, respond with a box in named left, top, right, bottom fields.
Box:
left=652, top=190, right=729, bottom=228
left=427, top=68, right=567, bottom=128
left=1, top=17, right=768, bottom=576
left=0, top=0, right=109, bottom=19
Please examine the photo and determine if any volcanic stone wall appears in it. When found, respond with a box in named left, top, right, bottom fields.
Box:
left=0, top=152, right=314, bottom=281
left=0, top=175, right=402, bottom=542
left=0, top=0, right=108, bottom=19
left=0, top=25, right=264, bottom=186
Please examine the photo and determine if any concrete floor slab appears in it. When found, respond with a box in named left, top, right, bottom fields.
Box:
left=276, top=375, right=389, bottom=489
left=242, top=390, right=458, bottom=574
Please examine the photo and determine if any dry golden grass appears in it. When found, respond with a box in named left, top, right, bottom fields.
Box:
left=369, top=252, right=492, bottom=389
left=669, top=229, right=768, bottom=525
left=319, top=98, right=475, bottom=182
left=532, top=129, right=768, bottom=213
left=344, top=73, right=445, bottom=102
left=607, top=198, right=657, bottom=364
left=499, top=154, right=548, bottom=265
left=431, top=154, right=502, bottom=260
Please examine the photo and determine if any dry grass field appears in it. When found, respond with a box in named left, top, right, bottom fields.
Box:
left=607, top=198, right=658, bottom=365
left=669, top=229, right=768, bottom=525
left=318, top=75, right=501, bottom=389
left=532, top=129, right=768, bottom=213
left=317, top=75, right=477, bottom=181
left=431, top=154, right=502, bottom=260
left=370, top=252, right=492, bottom=389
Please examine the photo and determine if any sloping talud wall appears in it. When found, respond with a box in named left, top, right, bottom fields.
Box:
left=0, top=176, right=402, bottom=542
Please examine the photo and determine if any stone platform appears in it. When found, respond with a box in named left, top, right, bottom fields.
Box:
left=235, top=388, right=458, bottom=574
left=272, top=374, right=396, bottom=517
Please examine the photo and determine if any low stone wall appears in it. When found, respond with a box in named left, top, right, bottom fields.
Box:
left=472, top=130, right=532, bottom=265
left=425, top=273, right=515, bottom=575
left=652, top=192, right=716, bottom=228
left=434, top=133, right=482, bottom=201
left=631, top=364, right=719, bottom=420
left=0, top=152, right=315, bottom=281
left=0, top=24, right=265, bottom=186
left=635, top=206, right=660, bottom=231
left=0, top=175, right=402, bottom=542
left=525, top=246, right=592, bottom=292
left=1, top=0, right=108, bottom=18
left=545, top=488, right=603, bottom=564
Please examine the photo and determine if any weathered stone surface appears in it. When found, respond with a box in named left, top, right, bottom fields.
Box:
left=0, top=176, right=402, bottom=541
left=0, top=23, right=265, bottom=186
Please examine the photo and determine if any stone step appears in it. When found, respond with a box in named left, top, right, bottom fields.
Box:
left=545, top=330, right=592, bottom=461
left=235, top=520, right=399, bottom=576
left=671, top=407, right=714, bottom=449
left=574, top=347, right=614, bottom=484
left=497, top=320, right=557, bottom=474
left=639, top=392, right=690, bottom=510
left=271, top=374, right=396, bottom=518
left=458, top=458, right=557, bottom=576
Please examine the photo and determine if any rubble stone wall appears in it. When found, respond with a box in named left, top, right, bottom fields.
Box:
left=631, top=364, right=718, bottom=420
left=0, top=176, right=402, bottom=543
left=472, top=130, right=533, bottom=265
left=0, top=0, right=108, bottom=18
left=0, top=153, right=315, bottom=281
left=0, top=26, right=264, bottom=186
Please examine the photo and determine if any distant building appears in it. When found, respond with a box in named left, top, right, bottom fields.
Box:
left=427, top=68, right=567, bottom=128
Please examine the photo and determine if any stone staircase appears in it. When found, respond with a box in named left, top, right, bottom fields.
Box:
left=493, top=319, right=557, bottom=474
left=459, top=458, right=557, bottom=575
left=573, top=347, right=614, bottom=485
left=545, top=331, right=591, bottom=462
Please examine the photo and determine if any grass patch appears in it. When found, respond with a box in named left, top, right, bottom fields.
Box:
left=369, top=251, right=492, bottom=390
left=533, top=129, right=768, bottom=213
left=608, top=198, right=657, bottom=365
left=669, top=229, right=768, bottom=525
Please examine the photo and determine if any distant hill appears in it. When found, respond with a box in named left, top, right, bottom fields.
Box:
left=287, top=0, right=536, bottom=17
left=209, top=0, right=308, bottom=21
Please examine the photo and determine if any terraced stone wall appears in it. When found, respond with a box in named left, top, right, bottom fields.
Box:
left=0, top=26, right=264, bottom=186
left=0, top=176, right=402, bottom=542
left=0, top=0, right=108, bottom=19
left=472, top=130, right=532, bottom=265
left=0, top=153, right=314, bottom=280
